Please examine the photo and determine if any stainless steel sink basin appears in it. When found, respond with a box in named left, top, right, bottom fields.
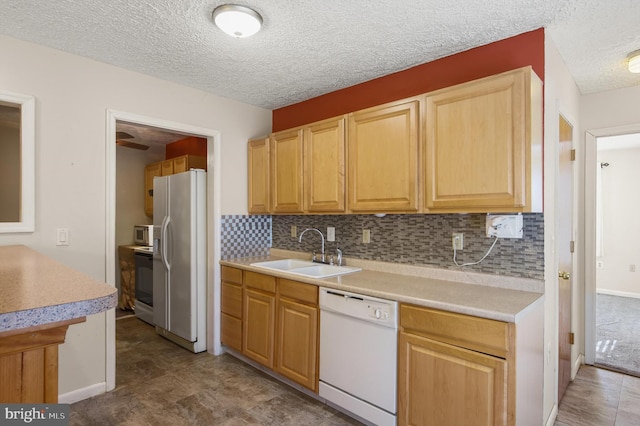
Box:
left=250, top=259, right=361, bottom=278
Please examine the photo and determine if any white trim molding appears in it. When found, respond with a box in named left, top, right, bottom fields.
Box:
left=105, top=109, right=222, bottom=393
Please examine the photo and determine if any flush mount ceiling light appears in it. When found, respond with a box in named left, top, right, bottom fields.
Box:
left=212, top=4, right=262, bottom=38
left=628, top=50, right=640, bottom=73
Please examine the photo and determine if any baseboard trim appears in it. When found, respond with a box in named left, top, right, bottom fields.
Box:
left=59, top=382, right=107, bottom=404
left=572, top=353, right=585, bottom=379
left=596, top=289, right=640, bottom=299
left=545, top=404, right=558, bottom=426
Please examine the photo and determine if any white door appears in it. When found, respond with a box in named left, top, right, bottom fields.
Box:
left=557, top=115, right=574, bottom=401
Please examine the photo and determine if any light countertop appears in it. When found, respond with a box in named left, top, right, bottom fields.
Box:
left=221, top=250, right=544, bottom=323
left=0, top=245, right=117, bottom=332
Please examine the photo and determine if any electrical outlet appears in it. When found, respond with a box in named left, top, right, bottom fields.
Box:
left=631, top=264, right=636, bottom=272
left=291, top=225, right=297, bottom=238
left=452, top=233, right=463, bottom=250
left=327, top=227, right=335, bottom=242
left=362, top=229, right=371, bottom=244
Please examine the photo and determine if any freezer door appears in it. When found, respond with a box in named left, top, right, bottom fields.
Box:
left=153, top=175, right=169, bottom=329
left=166, top=171, right=198, bottom=342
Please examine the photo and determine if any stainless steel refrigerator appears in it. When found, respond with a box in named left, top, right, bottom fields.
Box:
left=152, top=169, right=207, bottom=353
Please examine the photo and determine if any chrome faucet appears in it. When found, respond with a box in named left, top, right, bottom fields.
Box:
left=298, top=228, right=325, bottom=263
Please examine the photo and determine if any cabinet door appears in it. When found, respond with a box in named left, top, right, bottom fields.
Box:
left=275, top=297, right=318, bottom=392
left=424, top=67, right=542, bottom=212
left=172, top=155, right=188, bottom=174
left=221, top=281, right=243, bottom=352
left=304, top=117, right=346, bottom=212
left=348, top=98, right=420, bottom=212
left=161, top=159, right=174, bottom=176
left=243, top=289, right=275, bottom=368
left=270, top=129, right=304, bottom=213
left=144, top=162, right=162, bottom=217
left=248, top=138, right=270, bottom=214
left=398, top=331, right=507, bottom=426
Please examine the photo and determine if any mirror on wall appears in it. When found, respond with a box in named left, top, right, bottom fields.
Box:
left=0, top=91, right=35, bottom=233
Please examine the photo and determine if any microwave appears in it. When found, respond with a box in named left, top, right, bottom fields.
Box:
left=134, top=225, right=154, bottom=246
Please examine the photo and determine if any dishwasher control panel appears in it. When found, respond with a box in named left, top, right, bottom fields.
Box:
left=319, top=287, right=398, bottom=329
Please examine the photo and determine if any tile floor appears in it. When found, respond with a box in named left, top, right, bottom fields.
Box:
left=70, top=316, right=362, bottom=425
left=71, top=316, right=640, bottom=425
left=555, top=365, right=640, bottom=426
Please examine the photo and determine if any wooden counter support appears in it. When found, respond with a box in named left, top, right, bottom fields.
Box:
left=0, top=317, right=85, bottom=403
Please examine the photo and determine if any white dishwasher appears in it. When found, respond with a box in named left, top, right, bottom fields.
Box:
left=319, top=287, right=398, bottom=426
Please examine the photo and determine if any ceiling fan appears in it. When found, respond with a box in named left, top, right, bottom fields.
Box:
left=116, top=131, right=149, bottom=150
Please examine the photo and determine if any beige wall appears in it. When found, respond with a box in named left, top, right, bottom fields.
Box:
left=596, top=145, right=640, bottom=297
left=543, top=33, right=582, bottom=424
left=0, top=34, right=271, bottom=396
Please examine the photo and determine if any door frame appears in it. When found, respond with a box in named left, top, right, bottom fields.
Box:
left=584, top=123, right=640, bottom=365
left=105, top=110, right=222, bottom=391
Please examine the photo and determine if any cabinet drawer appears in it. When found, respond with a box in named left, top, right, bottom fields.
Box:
left=221, top=266, right=243, bottom=285
left=221, top=282, right=242, bottom=318
left=245, top=271, right=276, bottom=293
left=278, top=279, right=318, bottom=305
left=400, top=304, right=511, bottom=358
left=221, top=313, right=242, bottom=352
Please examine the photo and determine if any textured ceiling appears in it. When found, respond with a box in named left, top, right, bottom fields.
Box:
left=0, top=0, right=638, bottom=111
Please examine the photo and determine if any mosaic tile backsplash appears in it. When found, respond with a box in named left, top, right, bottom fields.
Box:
left=221, top=213, right=544, bottom=280
left=220, top=215, right=271, bottom=259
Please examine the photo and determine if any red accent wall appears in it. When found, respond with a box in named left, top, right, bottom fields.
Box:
left=165, top=136, right=207, bottom=159
left=273, top=29, right=544, bottom=132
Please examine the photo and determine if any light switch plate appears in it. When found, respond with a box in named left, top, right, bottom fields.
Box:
left=56, top=228, right=69, bottom=246
left=362, top=229, right=371, bottom=244
left=327, top=227, right=335, bottom=242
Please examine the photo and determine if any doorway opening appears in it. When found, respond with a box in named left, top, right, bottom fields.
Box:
left=594, top=132, right=640, bottom=377
left=105, top=110, right=222, bottom=392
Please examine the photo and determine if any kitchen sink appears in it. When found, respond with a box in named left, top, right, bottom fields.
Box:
left=250, top=259, right=316, bottom=271
left=250, top=259, right=361, bottom=278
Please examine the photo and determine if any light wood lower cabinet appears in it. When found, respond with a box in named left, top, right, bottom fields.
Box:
left=398, top=304, right=511, bottom=425
left=242, top=272, right=276, bottom=368
left=275, top=279, right=318, bottom=392
left=398, top=331, right=507, bottom=426
left=398, top=302, right=543, bottom=426
left=0, top=318, right=85, bottom=403
left=224, top=269, right=319, bottom=392
left=221, top=266, right=243, bottom=352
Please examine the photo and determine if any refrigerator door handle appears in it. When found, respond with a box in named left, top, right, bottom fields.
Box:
left=161, top=215, right=171, bottom=272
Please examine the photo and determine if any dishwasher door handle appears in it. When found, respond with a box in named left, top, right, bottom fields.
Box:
left=325, top=290, right=364, bottom=301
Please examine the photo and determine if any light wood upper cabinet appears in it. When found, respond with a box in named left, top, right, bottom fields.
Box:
left=161, top=159, right=174, bottom=176
left=144, top=162, right=162, bottom=217
left=424, top=66, right=542, bottom=212
left=348, top=98, right=420, bottom=213
left=304, top=116, right=346, bottom=213
left=144, top=154, right=206, bottom=217
left=248, top=137, right=270, bottom=214
left=270, top=129, right=304, bottom=213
